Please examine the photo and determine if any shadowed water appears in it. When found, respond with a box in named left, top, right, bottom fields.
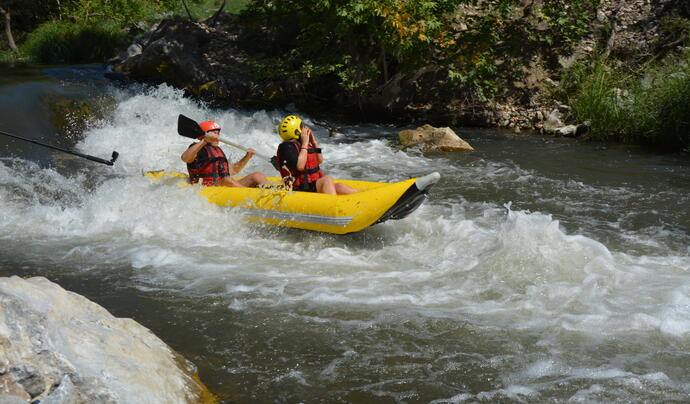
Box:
left=1, top=66, right=689, bottom=403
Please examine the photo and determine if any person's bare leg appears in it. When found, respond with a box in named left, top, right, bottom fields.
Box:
left=237, top=172, right=267, bottom=187
left=316, top=176, right=336, bottom=194
left=335, top=182, right=358, bottom=195
left=220, top=172, right=266, bottom=187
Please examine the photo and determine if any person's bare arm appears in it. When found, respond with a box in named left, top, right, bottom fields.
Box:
left=181, top=138, right=208, bottom=163
left=230, top=149, right=256, bottom=174
left=307, top=127, right=324, bottom=164
left=296, top=129, right=310, bottom=171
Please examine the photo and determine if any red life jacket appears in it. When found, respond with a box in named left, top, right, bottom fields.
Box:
left=277, top=142, right=323, bottom=190
left=186, top=144, right=230, bottom=186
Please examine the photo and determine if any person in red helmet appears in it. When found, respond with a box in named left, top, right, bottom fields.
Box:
left=181, top=120, right=267, bottom=187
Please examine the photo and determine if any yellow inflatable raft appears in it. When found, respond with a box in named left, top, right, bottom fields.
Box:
left=146, top=171, right=440, bottom=234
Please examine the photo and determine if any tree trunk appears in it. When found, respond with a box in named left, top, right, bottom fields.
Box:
left=0, top=7, right=18, bottom=51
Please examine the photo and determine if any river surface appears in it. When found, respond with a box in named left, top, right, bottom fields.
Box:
left=1, top=65, right=689, bottom=403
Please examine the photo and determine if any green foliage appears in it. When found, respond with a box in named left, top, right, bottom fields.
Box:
left=21, top=21, right=129, bottom=64
left=175, top=0, right=251, bottom=19
left=538, top=0, right=600, bottom=46
left=0, top=50, right=25, bottom=64
left=0, top=0, right=62, bottom=45
left=241, top=0, right=600, bottom=103
left=659, top=14, right=690, bottom=48
left=561, top=59, right=629, bottom=141
left=628, top=52, right=690, bottom=151
left=2, top=0, right=249, bottom=64
left=60, top=0, right=177, bottom=24
left=562, top=51, right=690, bottom=152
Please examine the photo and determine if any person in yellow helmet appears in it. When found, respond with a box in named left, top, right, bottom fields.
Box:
left=181, top=120, right=267, bottom=187
left=274, top=115, right=357, bottom=195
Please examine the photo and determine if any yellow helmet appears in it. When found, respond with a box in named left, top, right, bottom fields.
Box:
left=278, top=115, right=302, bottom=141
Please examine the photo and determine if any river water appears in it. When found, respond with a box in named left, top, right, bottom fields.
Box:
left=1, top=66, right=689, bottom=403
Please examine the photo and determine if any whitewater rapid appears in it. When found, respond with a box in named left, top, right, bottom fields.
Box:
left=2, top=83, right=689, bottom=402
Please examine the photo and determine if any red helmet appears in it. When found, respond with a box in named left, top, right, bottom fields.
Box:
left=199, top=121, right=221, bottom=133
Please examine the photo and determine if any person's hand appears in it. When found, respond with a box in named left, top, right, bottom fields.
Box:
left=301, top=125, right=316, bottom=147
left=299, top=126, right=310, bottom=148
left=309, top=129, right=318, bottom=147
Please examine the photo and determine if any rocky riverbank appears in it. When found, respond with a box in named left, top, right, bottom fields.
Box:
left=110, top=0, right=687, bottom=133
left=0, top=276, right=213, bottom=403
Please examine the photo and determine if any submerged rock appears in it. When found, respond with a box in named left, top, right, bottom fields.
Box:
left=0, top=276, right=211, bottom=403
left=398, top=124, right=475, bottom=152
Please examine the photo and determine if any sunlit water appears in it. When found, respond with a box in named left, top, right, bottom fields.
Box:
left=1, top=67, right=689, bottom=403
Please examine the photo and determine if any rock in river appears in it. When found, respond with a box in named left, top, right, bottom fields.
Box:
left=0, top=276, right=211, bottom=403
left=398, top=124, right=475, bottom=152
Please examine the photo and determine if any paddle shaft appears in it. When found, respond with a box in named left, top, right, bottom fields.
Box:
left=0, top=130, right=118, bottom=166
left=177, top=114, right=271, bottom=162
left=213, top=136, right=272, bottom=161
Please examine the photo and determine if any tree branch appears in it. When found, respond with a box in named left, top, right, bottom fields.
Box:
left=181, top=0, right=194, bottom=22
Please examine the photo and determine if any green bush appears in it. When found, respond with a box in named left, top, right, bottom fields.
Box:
left=176, top=0, right=251, bottom=19
left=240, top=0, right=600, bottom=103
left=21, top=21, right=128, bottom=64
left=562, top=59, right=630, bottom=142
left=0, top=50, right=24, bottom=64
left=562, top=51, right=690, bottom=152
left=628, top=53, right=690, bottom=151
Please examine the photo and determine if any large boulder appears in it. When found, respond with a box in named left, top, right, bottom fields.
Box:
left=398, top=124, right=475, bottom=152
left=112, top=19, right=260, bottom=108
left=0, top=276, right=211, bottom=403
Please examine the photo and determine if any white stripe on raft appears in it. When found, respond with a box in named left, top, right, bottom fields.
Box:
left=238, top=208, right=355, bottom=226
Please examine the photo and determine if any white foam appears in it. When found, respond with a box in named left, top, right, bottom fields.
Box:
left=2, top=84, right=690, bottom=345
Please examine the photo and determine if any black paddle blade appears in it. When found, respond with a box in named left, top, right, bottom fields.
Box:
left=177, top=114, right=205, bottom=139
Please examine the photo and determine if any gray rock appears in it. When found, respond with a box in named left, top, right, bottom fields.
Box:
left=543, top=109, right=564, bottom=131
left=0, top=276, right=209, bottom=404
left=0, top=395, right=28, bottom=404
left=125, top=43, right=143, bottom=58
left=0, top=373, right=30, bottom=401
left=398, top=124, right=475, bottom=152
left=597, top=9, right=608, bottom=22
left=40, top=375, right=76, bottom=404
left=8, top=366, right=44, bottom=398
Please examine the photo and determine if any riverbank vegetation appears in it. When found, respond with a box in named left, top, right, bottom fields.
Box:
left=236, top=0, right=689, bottom=151
left=1, top=0, right=689, bottom=151
left=561, top=49, right=690, bottom=152
left=0, top=0, right=248, bottom=64
left=239, top=0, right=599, bottom=106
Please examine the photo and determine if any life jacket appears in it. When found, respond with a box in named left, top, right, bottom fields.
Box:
left=277, top=141, right=323, bottom=190
left=186, top=144, right=229, bottom=186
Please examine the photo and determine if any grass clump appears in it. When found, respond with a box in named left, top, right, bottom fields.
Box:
left=629, top=55, right=690, bottom=151
left=176, top=0, right=251, bottom=19
left=561, top=59, right=630, bottom=142
left=562, top=50, right=690, bottom=152
left=21, top=21, right=128, bottom=64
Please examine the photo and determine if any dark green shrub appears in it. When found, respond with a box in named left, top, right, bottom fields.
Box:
left=562, top=59, right=631, bottom=142
left=629, top=52, right=690, bottom=151
left=562, top=51, right=690, bottom=152
left=21, top=21, right=128, bottom=64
